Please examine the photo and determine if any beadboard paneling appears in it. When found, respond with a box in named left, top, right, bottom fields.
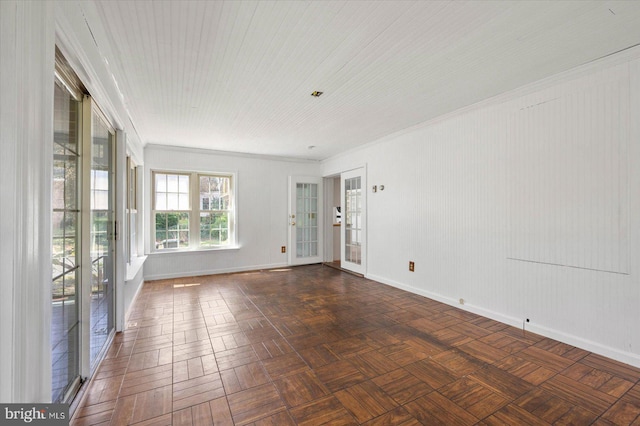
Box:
left=507, top=65, right=630, bottom=274
left=88, top=1, right=640, bottom=159
left=323, top=52, right=640, bottom=367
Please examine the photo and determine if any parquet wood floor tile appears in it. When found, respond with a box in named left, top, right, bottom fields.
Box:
left=71, top=265, right=640, bottom=425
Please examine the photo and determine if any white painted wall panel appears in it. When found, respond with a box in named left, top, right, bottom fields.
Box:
left=507, top=66, right=630, bottom=274
left=0, top=0, right=55, bottom=402
left=323, top=51, right=640, bottom=367
left=143, top=146, right=321, bottom=280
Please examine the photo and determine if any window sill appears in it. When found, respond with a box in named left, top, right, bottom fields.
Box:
left=149, top=246, right=241, bottom=256
left=126, top=255, right=147, bottom=281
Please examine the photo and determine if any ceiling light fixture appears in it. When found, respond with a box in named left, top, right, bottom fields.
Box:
left=311, top=91, right=323, bottom=97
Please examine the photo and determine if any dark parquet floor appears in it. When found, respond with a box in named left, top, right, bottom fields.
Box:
left=71, top=264, right=640, bottom=425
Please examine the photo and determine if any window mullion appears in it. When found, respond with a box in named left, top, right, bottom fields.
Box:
left=151, top=172, right=157, bottom=251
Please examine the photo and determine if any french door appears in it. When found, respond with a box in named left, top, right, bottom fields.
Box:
left=341, top=168, right=366, bottom=275
left=288, top=176, right=323, bottom=265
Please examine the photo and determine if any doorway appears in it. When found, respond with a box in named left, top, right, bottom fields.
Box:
left=322, top=167, right=367, bottom=276
left=340, top=168, right=366, bottom=275
left=288, top=176, right=323, bottom=265
left=322, top=176, right=341, bottom=269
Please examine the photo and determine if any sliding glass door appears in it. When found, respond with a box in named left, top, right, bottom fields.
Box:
left=52, top=78, right=82, bottom=403
left=52, top=53, right=117, bottom=401
left=88, top=109, right=116, bottom=371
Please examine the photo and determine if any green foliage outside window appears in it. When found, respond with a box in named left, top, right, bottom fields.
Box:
left=155, top=212, right=189, bottom=249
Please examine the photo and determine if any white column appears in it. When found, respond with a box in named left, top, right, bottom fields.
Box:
left=0, top=0, right=55, bottom=402
left=115, top=130, right=127, bottom=332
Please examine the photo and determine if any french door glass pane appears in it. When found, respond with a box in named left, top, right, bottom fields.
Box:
left=52, top=80, right=81, bottom=403
left=344, top=177, right=362, bottom=265
left=296, top=183, right=318, bottom=258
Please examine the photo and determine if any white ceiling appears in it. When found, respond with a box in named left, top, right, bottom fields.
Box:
left=89, top=0, right=640, bottom=160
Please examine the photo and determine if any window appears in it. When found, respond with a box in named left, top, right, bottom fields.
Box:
left=126, top=157, right=139, bottom=263
left=199, top=175, right=232, bottom=247
left=152, top=171, right=235, bottom=251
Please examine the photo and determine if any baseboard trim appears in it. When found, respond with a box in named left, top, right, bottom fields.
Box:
left=143, top=262, right=290, bottom=281
left=366, top=273, right=640, bottom=369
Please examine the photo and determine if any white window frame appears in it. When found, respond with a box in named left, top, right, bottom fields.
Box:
left=151, top=170, right=236, bottom=252
left=126, top=156, right=138, bottom=264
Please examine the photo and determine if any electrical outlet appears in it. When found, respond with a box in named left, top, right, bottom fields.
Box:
left=459, top=298, right=465, bottom=305
left=409, top=261, right=415, bottom=272
left=281, top=246, right=286, bottom=253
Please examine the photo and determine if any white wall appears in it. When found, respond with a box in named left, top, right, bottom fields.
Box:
left=323, top=50, right=640, bottom=368
left=143, top=145, right=321, bottom=280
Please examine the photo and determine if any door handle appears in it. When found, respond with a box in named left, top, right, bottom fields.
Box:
left=291, top=221, right=296, bottom=226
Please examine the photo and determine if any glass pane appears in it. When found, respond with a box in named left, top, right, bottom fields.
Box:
left=179, top=194, right=189, bottom=210
left=156, top=194, right=167, bottom=210
left=51, top=272, right=79, bottom=403
left=167, top=174, right=178, bottom=192
left=65, top=159, right=77, bottom=210
left=167, top=193, right=179, bottom=210
left=156, top=173, right=190, bottom=211
left=344, top=176, right=362, bottom=265
left=53, top=155, right=77, bottom=211
left=199, top=175, right=230, bottom=213
left=295, top=182, right=319, bottom=259
left=53, top=80, right=79, bottom=153
left=200, top=212, right=229, bottom=247
left=155, top=212, right=189, bottom=249
left=52, top=80, right=81, bottom=403
left=90, top=110, right=114, bottom=373
left=156, top=173, right=166, bottom=192
left=179, top=175, right=189, bottom=193
left=179, top=231, right=189, bottom=248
